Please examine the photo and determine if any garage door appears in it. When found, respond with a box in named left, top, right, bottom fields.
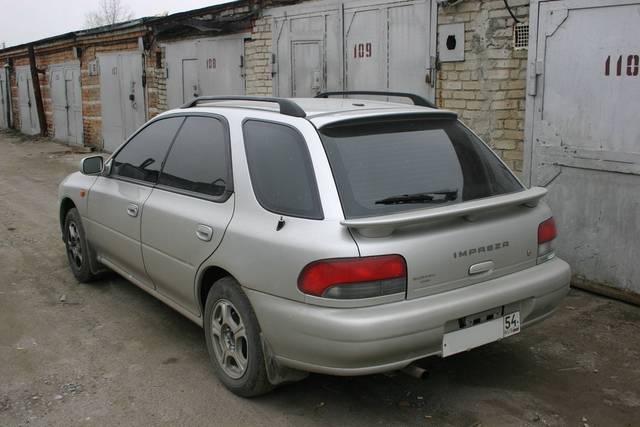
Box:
left=271, top=0, right=437, bottom=101
left=16, top=66, right=40, bottom=135
left=0, top=68, right=9, bottom=129
left=98, top=52, right=146, bottom=152
left=525, top=0, right=640, bottom=293
left=164, top=35, right=246, bottom=109
left=50, top=62, right=83, bottom=146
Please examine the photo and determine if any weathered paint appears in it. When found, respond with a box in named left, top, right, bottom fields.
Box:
left=524, top=0, right=640, bottom=294
left=270, top=0, right=437, bottom=102
left=98, top=52, right=146, bottom=152
left=164, top=35, right=246, bottom=109
left=16, top=66, right=40, bottom=135
left=49, top=61, right=83, bottom=146
left=0, top=68, right=9, bottom=129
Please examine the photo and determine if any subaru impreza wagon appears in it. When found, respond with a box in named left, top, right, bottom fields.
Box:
left=58, top=93, right=570, bottom=396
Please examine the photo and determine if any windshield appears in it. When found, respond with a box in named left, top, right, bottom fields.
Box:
left=319, top=116, right=523, bottom=219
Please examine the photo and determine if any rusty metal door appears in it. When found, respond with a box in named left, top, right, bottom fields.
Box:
left=16, top=66, right=40, bottom=135
left=0, top=68, right=9, bottom=129
left=50, top=62, right=83, bottom=146
left=271, top=0, right=437, bottom=101
left=99, top=52, right=146, bottom=152
left=525, top=0, right=640, bottom=293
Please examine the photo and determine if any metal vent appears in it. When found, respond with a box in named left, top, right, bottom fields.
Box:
left=513, top=22, right=529, bottom=50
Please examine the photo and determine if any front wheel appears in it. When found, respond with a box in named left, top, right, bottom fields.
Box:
left=204, top=277, right=272, bottom=397
left=64, top=208, right=98, bottom=283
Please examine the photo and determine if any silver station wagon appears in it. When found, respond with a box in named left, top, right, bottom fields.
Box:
left=58, top=93, right=571, bottom=396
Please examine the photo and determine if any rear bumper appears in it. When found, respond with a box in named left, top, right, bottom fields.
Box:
left=245, top=257, right=571, bottom=376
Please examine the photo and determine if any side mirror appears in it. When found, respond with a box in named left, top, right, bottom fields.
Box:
left=80, top=155, right=104, bottom=175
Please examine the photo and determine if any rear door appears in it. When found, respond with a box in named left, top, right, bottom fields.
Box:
left=141, top=115, right=234, bottom=315
left=86, top=117, right=184, bottom=287
left=318, top=116, right=544, bottom=299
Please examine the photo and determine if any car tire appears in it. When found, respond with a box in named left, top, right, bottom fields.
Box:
left=204, top=276, right=272, bottom=397
left=63, top=208, right=97, bottom=283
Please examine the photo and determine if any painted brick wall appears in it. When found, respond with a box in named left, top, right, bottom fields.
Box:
left=244, top=15, right=274, bottom=96
left=437, top=0, right=530, bottom=173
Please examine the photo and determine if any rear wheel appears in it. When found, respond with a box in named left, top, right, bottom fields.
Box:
left=204, top=277, right=272, bottom=397
left=64, top=208, right=97, bottom=282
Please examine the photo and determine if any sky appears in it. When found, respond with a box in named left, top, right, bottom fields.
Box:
left=0, top=0, right=233, bottom=47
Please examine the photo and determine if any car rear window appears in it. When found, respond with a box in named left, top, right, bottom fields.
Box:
left=319, top=116, right=523, bottom=219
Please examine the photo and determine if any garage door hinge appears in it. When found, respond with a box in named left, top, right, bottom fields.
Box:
left=528, top=60, right=544, bottom=96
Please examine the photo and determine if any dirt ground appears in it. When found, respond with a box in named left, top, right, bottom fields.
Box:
left=0, top=131, right=639, bottom=427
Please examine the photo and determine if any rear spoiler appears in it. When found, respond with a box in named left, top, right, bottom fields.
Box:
left=341, top=187, right=548, bottom=237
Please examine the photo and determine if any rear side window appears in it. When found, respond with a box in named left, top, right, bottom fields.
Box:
left=319, top=116, right=523, bottom=219
left=111, top=117, right=184, bottom=184
left=243, top=120, right=323, bottom=219
left=158, top=116, right=231, bottom=199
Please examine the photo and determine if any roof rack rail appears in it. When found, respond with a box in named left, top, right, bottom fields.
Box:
left=181, top=96, right=307, bottom=118
left=315, top=91, right=437, bottom=109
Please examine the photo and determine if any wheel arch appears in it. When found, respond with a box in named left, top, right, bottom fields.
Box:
left=59, top=197, right=77, bottom=237
left=198, top=265, right=235, bottom=315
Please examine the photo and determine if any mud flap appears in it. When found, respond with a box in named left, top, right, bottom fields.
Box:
left=261, top=334, right=308, bottom=386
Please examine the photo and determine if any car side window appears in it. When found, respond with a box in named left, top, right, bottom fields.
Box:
left=158, top=116, right=231, bottom=199
left=243, top=120, right=323, bottom=219
left=111, top=117, right=184, bottom=184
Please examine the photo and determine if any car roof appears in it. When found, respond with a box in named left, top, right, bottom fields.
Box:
left=160, top=97, right=455, bottom=128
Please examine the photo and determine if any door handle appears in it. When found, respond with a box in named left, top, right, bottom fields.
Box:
left=126, top=203, right=139, bottom=217
left=196, top=224, right=213, bottom=242
left=468, top=261, right=495, bottom=275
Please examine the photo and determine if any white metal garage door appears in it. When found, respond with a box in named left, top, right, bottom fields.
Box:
left=525, top=0, right=640, bottom=294
left=164, top=35, right=246, bottom=109
left=50, top=62, right=83, bottom=146
left=16, top=66, right=40, bottom=135
left=271, top=0, right=437, bottom=101
left=0, top=68, right=9, bottom=129
left=98, top=52, right=146, bottom=153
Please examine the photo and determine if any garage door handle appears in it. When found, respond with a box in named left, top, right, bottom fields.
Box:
left=126, top=203, right=139, bottom=217
left=196, top=224, right=213, bottom=242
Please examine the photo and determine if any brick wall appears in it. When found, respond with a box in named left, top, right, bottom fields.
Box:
left=244, top=15, right=273, bottom=96
left=437, top=0, right=529, bottom=173
left=0, top=30, right=145, bottom=149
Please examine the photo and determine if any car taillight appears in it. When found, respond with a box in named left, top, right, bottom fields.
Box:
left=537, top=217, right=557, bottom=264
left=298, top=255, right=407, bottom=299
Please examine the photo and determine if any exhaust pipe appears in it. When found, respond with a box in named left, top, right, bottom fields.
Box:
left=400, top=364, right=428, bottom=379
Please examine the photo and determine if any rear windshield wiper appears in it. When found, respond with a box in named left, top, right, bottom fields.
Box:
left=375, top=190, right=458, bottom=205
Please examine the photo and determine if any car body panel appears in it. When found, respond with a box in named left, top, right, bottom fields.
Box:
left=86, top=176, right=154, bottom=288
left=141, top=189, right=235, bottom=315
left=195, top=111, right=359, bottom=305
left=245, top=257, right=570, bottom=375
left=58, top=171, right=97, bottom=221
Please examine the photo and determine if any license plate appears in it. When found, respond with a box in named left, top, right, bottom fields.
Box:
left=442, top=311, right=521, bottom=357
left=503, top=311, right=521, bottom=337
